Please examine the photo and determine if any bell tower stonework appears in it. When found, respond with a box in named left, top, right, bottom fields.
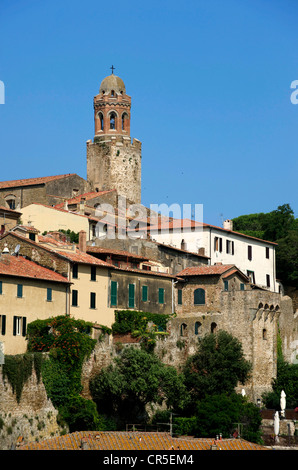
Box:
left=87, top=71, right=142, bottom=205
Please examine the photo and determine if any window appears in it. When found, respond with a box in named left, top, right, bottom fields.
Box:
left=240, top=283, right=245, bottom=291
left=111, top=281, right=117, bottom=307
left=178, top=289, right=182, bottom=305
left=72, top=264, right=78, bottom=279
left=194, top=321, right=202, bottom=335
left=194, top=288, right=205, bottom=305
left=98, top=112, right=104, bottom=130
left=247, top=270, right=255, bottom=284
left=122, top=113, right=128, bottom=131
left=226, top=240, right=234, bottom=255
left=13, top=316, right=26, bottom=336
left=211, top=322, right=217, bottom=333
left=224, top=280, right=229, bottom=291
left=129, top=284, right=135, bottom=308
left=7, top=199, right=15, bottom=210
left=180, top=323, right=187, bottom=336
left=47, top=288, right=52, bottom=302
left=158, top=288, right=165, bottom=304
left=266, top=247, right=270, bottom=259
left=266, top=274, right=270, bottom=288
left=72, top=289, right=78, bottom=307
left=110, top=112, right=116, bottom=129
left=17, top=284, right=23, bottom=298
left=0, top=281, right=2, bottom=295
left=142, top=285, right=148, bottom=302
left=214, top=237, right=222, bottom=252
left=91, top=265, right=96, bottom=281
left=90, top=292, right=96, bottom=309
left=0, top=315, right=6, bottom=335
left=248, top=245, right=252, bottom=260
left=263, top=329, right=267, bottom=340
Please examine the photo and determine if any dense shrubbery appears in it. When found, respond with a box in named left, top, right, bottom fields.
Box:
left=26, top=315, right=98, bottom=431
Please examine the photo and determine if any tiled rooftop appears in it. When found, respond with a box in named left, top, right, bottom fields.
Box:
left=177, top=264, right=236, bottom=277
left=0, top=174, right=76, bottom=189
left=17, top=431, right=270, bottom=451
left=0, top=254, right=70, bottom=283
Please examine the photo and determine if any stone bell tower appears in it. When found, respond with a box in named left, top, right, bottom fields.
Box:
left=86, top=68, right=142, bottom=205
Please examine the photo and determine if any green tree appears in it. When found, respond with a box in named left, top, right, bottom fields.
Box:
left=183, top=331, right=252, bottom=410
left=262, top=358, right=298, bottom=409
left=178, top=393, right=262, bottom=443
left=90, top=347, right=187, bottom=429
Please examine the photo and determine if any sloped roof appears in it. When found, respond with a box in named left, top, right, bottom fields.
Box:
left=16, top=431, right=270, bottom=450
left=177, top=264, right=235, bottom=277
left=0, top=174, right=77, bottom=189
left=0, top=254, right=70, bottom=283
left=149, top=218, right=277, bottom=245
left=54, top=189, right=116, bottom=208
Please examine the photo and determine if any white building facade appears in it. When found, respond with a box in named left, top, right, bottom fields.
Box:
left=149, top=219, right=278, bottom=293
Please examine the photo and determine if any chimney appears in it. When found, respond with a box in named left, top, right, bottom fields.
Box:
left=79, top=197, right=86, bottom=215
left=223, top=219, right=233, bottom=231
left=79, top=230, right=86, bottom=252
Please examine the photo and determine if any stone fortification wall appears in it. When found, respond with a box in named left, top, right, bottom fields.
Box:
left=0, top=365, right=63, bottom=450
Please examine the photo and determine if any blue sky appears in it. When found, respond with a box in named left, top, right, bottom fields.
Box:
left=0, top=0, right=297, bottom=226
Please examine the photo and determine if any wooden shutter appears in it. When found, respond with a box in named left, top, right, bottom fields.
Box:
left=90, top=292, right=96, bottom=309
left=178, top=289, right=182, bottom=305
left=128, top=284, right=135, bottom=308
left=13, top=316, right=17, bottom=336
left=111, top=281, right=117, bottom=306
left=72, top=289, right=78, bottom=306
left=194, top=288, right=205, bottom=305
left=248, top=245, right=252, bottom=260
left=158, top=288, right=164, bottom=304
left=17, top=284, right=23, bottom=298
left=22, top=317, right=27, bottom=337
left=91, top=266, right=96, bottom=281
left=142, top=285, right=148, bottom=302
left=1, top=315, right=6, bottom=335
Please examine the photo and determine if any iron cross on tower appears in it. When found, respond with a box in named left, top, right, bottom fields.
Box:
left=110, top=65, right=115, bottom=74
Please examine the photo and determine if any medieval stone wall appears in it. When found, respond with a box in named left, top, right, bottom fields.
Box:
left=87, top=136, right=141, bottom=205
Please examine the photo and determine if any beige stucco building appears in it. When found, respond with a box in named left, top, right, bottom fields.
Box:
left=0, top=250, right=70, bottom=355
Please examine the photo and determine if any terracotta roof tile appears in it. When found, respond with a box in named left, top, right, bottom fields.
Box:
left=86, top=246, right=149, bottom=260
left=0, top=174, right=76, bottom=189
left=54, top=189, right=116, bottom=208
left=0, top=254, right=70, bottom=283
left=177, top=264, right=235, bottom=277
left=17, top=431, right=270, bottom=451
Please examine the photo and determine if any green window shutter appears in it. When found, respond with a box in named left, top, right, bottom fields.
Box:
left=158, top=288, right=164, bottom=304
left=17, top=284, right=23, bottom=298
left=128, top=283, right=135, bottom=308
left=90, top=292, right=96, bottom=309
left=240, top=283, right=245, bottom=291
left=224, top=281, right=229, bottom=291
left=111, top=281, right=117, bottom=307
left=47, top=288, right=52, bottom=301
left=142, top=285, right=148, bottom=302
left=194, top=288, right=205, bottom=305
left=178, top=289, right=182, bottom=305
left=72, top=289, right=78, bottom=306
left=0, top=281, right=2, bottom=295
